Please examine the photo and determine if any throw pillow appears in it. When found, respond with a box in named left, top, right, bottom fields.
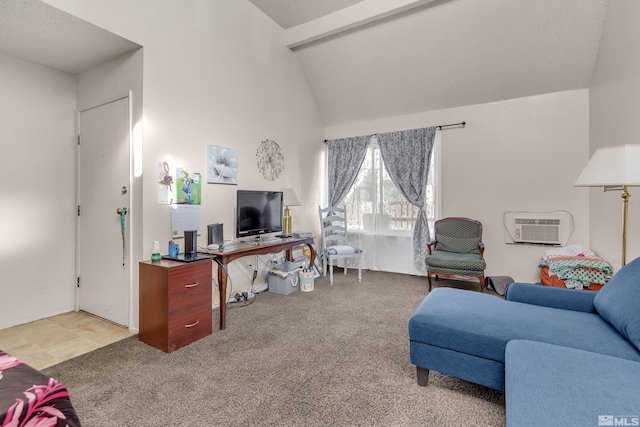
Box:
left=594, top=256, right=640, bottom=351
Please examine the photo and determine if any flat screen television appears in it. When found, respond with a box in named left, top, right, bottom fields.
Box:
left=236, top=190, right=283, bottom=238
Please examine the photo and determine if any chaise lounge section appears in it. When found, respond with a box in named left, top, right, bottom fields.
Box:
left=409, top=256, right=640, bottom=424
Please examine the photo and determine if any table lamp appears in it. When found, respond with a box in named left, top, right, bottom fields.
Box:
left=575, top=144, right=640, bottom=266
left=282, top=188, right=301, bottom=236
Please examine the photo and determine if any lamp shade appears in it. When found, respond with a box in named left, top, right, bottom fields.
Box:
left=575, top=144, right=640, bottom=187
left=282, top=188, right=301, bottom=206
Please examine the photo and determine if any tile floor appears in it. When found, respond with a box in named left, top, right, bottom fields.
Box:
left=0, top=311, right=134, bottom=370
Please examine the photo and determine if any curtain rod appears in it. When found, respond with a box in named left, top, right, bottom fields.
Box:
left=437, top=121, right=466, bottom=130
left=324, top=121, right=466, bottom=143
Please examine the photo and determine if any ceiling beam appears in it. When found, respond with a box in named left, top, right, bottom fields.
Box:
left=283, top=0, right=438, bottom=49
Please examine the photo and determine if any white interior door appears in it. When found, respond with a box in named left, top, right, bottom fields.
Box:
left=78, top=96, right=130, bottom=327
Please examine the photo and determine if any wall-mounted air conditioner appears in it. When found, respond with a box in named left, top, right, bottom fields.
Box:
left=504, top=211, right=573, bottom=246
left=513, top=218, right=561, bottom=244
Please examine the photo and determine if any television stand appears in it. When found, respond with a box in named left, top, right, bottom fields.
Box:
left=201, top=236, right=315, bottom=330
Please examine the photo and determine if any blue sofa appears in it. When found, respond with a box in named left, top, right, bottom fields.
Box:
left=409, top=256, right=640, bottom=424
left=505, top=340, right=640, bottom=426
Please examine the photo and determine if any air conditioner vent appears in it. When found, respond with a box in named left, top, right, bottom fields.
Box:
left=504, top=211, right=571, bottom=246
left=515, top=219, right=560, bottom=244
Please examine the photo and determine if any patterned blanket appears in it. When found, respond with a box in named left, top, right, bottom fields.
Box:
left=0, top=350, right=81, bottom=426
left=539, top=255, right=613, bottom=289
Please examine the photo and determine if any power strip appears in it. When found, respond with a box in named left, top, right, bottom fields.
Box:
left=230, top=291, right=254, bottom=303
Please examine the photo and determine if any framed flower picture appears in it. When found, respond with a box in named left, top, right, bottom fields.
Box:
left=207, top=145, right=238, bottom=184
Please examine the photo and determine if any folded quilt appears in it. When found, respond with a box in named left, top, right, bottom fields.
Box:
left=539, top=255, right=613, bottom=289
left=541, top=243, right=595, bottom=260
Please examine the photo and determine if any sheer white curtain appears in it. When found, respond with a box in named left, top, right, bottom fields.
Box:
left=341, top=131, right=441, bottom=275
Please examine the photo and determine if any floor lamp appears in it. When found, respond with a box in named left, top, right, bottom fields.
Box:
left=575, top=145, right=640, bottom=266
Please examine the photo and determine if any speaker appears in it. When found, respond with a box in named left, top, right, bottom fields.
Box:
left=207, top=223, right=223, bottom=245
left=184, top=230, right=197, bottom=255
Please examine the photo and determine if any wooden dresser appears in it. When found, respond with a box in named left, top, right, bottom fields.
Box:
left=139, top=258, right=212, bottom=352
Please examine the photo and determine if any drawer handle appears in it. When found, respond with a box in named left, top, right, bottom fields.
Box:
left=185, top=320, right=199, bottom=328
left=185, top=282, right=200, bottom=288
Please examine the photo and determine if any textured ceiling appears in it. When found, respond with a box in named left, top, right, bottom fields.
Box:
left=248, top=0, right=366, bottom=29
left=252, top=0, right=609, bottom=127
left=0, top=0, right=139, bottom=74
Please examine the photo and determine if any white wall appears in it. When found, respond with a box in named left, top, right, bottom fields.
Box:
left=326, top=89, right=591, bottom=282
left=589, top=0, right=640, bottom=271
left=0, top=52, right=77, bottom=328
left=42, top=1, right=325, bottom=316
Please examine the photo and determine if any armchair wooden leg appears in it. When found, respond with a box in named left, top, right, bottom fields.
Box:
left=416, top=366, right=430, bottom=386
left=479, top=275, right=485, bottom=292
left=427, top=272, right=432, bottom=291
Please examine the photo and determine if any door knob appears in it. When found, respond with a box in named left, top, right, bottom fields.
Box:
left=116, top=207, right=127, bottom=215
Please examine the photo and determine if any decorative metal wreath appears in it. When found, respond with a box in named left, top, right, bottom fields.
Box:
left=256, top=139, right=284, bottom=181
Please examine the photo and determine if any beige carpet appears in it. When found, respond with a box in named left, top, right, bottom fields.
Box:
left=45, top=270, right=505, bottom=427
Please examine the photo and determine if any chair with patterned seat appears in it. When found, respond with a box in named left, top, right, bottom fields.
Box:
left=318, top=206, right=363, bottom=285
left=425, top=217, right=486, bottom=292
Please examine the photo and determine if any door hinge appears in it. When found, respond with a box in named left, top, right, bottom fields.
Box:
left=77, top=134, right=81, bottom=145
left=77, top=277, right=80, bottom=288
left=77, top=205, right=81, bottom=216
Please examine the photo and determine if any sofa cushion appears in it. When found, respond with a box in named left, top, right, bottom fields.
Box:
left=506, top=340, right=640, bottom=427
left=594, top=256, right=640, bottom=351
left=409, top=288, right=640, bottom=363
left=326, top=245, right=362, bottom=255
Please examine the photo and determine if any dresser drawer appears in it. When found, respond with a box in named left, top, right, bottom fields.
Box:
left=167, top=262, right=211, bottom=312
left=167, top=302, right=212, bottom=352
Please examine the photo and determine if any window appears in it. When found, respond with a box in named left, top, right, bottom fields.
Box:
left=341, top=133, right=440, bottom=274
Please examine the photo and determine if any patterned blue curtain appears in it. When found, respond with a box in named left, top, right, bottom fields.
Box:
left=326, top=136, right=371, bottom=206
left=377, top=127, right=436, bottom=266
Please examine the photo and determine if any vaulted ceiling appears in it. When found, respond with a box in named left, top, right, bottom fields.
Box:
left=0, top=0, right=609, bottom=127
left=250, top=0, right=609, bottom=126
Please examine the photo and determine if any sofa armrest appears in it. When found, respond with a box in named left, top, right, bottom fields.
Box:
left=505, top=283, right=596, bottom=313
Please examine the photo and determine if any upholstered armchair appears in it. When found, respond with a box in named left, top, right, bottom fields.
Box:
left=425, top=217, right=486, bottom=292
